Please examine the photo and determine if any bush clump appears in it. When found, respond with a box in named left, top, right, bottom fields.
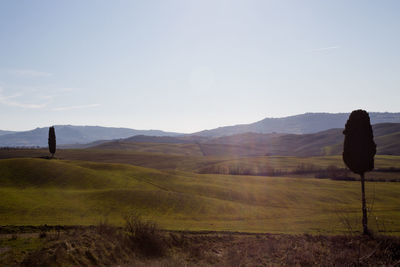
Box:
left=124, top=212, right=166, bottom=257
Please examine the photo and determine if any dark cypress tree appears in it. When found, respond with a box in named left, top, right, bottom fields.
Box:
left=48, top=126, right=56, bottom=158
left=343, top=110, right=376, bottom=235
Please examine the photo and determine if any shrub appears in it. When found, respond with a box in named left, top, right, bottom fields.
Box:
left=124, top=212, right=166, bottom=257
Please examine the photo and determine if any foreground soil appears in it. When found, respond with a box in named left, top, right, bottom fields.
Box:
left=1, top=226, right=400, bottom=266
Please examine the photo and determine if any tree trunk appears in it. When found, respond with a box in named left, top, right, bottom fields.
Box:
left=361, top=173, right=368, bottom=235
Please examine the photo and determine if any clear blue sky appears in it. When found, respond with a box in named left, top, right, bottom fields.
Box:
left=1, top=0, right=399, bottom=133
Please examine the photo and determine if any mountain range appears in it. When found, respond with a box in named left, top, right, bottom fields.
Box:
left=90, top=123, right=400, bottom=157
left=1, top=112, right=400, bottom=148
left=0, top=125, right=181, bottom=147
left=193, top=112, right=400, bottom=137
left=0, top=130, right=15, bottom=137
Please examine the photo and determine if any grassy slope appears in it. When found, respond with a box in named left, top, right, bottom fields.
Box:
left=3, top=149, right=400, bottom=170
left=196, top=155, right=400, bottom=177
left=88, top=123, right=400, bottom=156
left=325, top=132, right=400, bottom=156
left=0, top=149, right=209, bottom=171
left=2, top=149, right=400, bottom=180
left=92, top=142, right=205, bottom=156
left=1, top=158, right=400, bottom=234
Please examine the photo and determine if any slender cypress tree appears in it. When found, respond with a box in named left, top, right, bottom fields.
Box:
left=48, top=126, right=56, bottom=158
left=343, top=110, right=376, bottom=235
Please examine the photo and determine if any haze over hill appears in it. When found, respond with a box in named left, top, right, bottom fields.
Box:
left=92, top=123, right=400, bottom=157
left=194, top=112, right=400, bottom=137
left=0, top=125, right=181, bottom=147
left=1, top=112, right=400, bottom=147
left=0, top=130, right=15, bottom=136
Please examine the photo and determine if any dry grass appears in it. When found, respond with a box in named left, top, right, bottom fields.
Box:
left=6, top=226, right=399, bottom=266
left=124, top=212, right=166, bottom=257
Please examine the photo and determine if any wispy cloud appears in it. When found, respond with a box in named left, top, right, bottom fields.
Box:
left=0, top=87, right=47, bottom=109
left=9, top=69, right=53, bottom=78
left=308, top=46, right=340, bottom=52
left=53, top=103, right=100, bottom=111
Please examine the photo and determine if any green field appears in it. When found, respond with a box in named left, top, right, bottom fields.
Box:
left=3, top=148, right=400, bottom=171
left=1, top=156, right=400, bottom=234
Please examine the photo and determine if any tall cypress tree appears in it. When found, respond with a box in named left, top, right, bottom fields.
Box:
left=48, top=126, right=56, bottom=158
left=343, top=110, right=376, bottom=235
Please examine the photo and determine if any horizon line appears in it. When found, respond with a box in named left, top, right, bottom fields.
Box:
left=2, top=110, right=400, bottom=133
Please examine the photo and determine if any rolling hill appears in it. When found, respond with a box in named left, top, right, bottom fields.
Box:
left=193, top=112, right=400, bottom=137
left=1, top=158, right=400, bottom=233
left=2, top=112, right=400, bottom=147
left=0, top=125, right=182, bottom=147
left=2, top=112, right=400, bottom=148
left=91, top=123, right=400, bottom=157
left=205, top=123, right=400, bottom=156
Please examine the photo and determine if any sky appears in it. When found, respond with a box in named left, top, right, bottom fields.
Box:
left=0, top=0, right=399, bottom=133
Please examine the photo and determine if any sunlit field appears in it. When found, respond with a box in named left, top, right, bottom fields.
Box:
left=2, top=0, right=400, bottom=265
left=1, top=155, right=399, bottom=235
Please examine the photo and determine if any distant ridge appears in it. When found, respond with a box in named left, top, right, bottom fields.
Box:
left=0, top=125, right=182, bottom=147
left=0, top=130, right=15, bottom=137
left=193, top=112, right=400, bottom=137
left=91, top=123, right=400, bottom=157
left=2, top=112, right=400, bottom=147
